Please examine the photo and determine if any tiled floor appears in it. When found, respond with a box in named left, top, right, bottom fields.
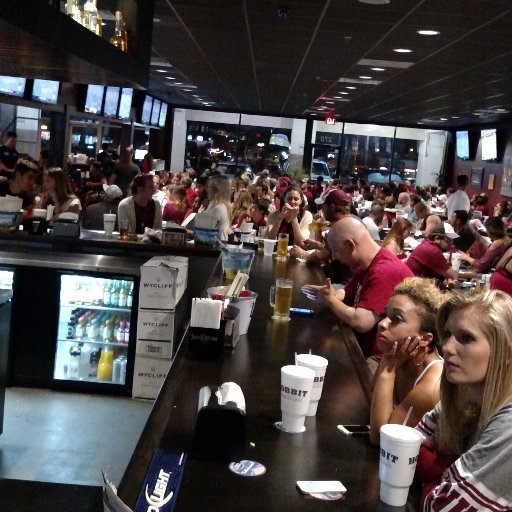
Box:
left=0, top=387, right=152, bottom=487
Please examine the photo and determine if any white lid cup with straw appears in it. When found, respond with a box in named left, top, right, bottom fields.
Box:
left=295, top=353, right=328, bottom=416
left=379, top=421, right=422, bottom=507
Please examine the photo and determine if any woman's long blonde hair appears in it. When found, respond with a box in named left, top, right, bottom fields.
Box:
left=382, top=217, right=413, bottom=252
left=436, top=290, right=512, bottom=455
left=47, top=167, right=75, bottom=204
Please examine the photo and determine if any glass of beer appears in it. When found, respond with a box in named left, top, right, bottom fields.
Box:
left=119, top=219, right=129, bottom=240
left=269, top=278, right=293, bottom=320
left=277, top=233, right=289, bottom=258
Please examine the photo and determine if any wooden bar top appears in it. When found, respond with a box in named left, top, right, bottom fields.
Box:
left=119, top=253, right=384, bottom=510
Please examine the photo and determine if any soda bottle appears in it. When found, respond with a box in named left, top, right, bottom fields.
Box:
left=123, top=321, right=130, bottom=344
left=97, top=346, right=114, bottom=381
left=126, top=283, right=133, bottom=308
left=110, top=282, right=119, bottom=307
left=116, top=320, right=125, bottom=344
left=118, top=283, right=127, bottom=308
left=78, top=343, right=92, bottom=379
left=89, top=349, right=100, bottom=378
left=68, top=345, right=81, bottom=379
left=103, top=281, right=111, bottom=306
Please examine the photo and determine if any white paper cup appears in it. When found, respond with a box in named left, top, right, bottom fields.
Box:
left=103, top=213, right=116, bottom=237
left=295, top=354, right=328, bottom=416
left=240, top=222, right=254, bottom=232
left=263, top=238, right=276, bottom=256
left=240, top=229, right=256, bottom=243
left=32, top=208, right=47, bottom=219
left=280, top=365, right=315, bottom=432
left=379, top=424, right=422, bottom=507
left=450, top=253, right=461, bottom=272
left=230, top=291, right=258, bottom=335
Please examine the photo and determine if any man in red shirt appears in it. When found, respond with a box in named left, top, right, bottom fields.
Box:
left=303, top=216, right=413, bottom=358
left=406, top=223, right=459, bottom=286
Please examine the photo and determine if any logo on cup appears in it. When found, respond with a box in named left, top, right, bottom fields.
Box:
left=380, top=448, right=418, bottom=466
left=281, top=385, right=309, bottom=398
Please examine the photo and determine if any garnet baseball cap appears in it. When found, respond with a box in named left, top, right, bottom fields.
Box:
left=315, top=188, right=351, bottom=206
left=103, top=184, right=123, bottom=199
left=430, top=222, right=459, bottom=239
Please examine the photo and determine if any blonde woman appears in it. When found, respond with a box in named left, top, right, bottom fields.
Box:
left=231, top=190, right=253, bottom=228
left=42, top=167, right=81, bottom=220
left=370, top=277, right=445, bottom=445
left=205, top=175, right=232, bottom=240
left=415, top=290, right=512, bottom=510
left=382, top=217, right=413, bottom=259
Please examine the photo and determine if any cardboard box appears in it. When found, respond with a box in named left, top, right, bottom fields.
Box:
left=139, top=256, right=188, bottom=310
left=137, top=309, right=175, bottom=342
left=132, top=356, right=172, bottom=400
left=136, top=339, right=173, bottom=359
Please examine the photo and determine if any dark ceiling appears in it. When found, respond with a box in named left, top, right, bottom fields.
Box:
left=145, top=0, right=512, bottom=128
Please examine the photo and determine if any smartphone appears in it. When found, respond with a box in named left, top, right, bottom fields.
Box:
left=337, top=424, right=370, bottom=437
left=290, top=307, right=314, bottom=316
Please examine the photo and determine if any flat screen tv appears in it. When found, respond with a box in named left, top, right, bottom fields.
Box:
left=0, top=75, right=26, bottom=98
left=117, top=87, right=133, bottom=120
left=103, top=86, right=120, bottom=117
left=32, top=79, right=60, bottom=104
left=151, top=99, right=161, bottom=126
left=84, top=84, right=105, bottom=115
left=481, top=128, right=497, bottom=161
left=134, top=149, right=147, bottom=161
left=158, top=102, right=168, bottom=128
left=141, top=95, right=153, bottom=125
left=455, top=130, right=469, bottom=160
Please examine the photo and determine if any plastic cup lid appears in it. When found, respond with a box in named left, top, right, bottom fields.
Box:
left=229, top=460, right=266, bottom=477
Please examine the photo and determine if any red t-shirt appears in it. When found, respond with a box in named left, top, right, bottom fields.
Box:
left=343, top=248, right=414, bottom=357
left=186, top=188, right=197, bottom=207
left=406, top=239, right=450, bottom=282
left=490, top=269, right=512, bottom=296
left=162, top=203, right=190, bottom=225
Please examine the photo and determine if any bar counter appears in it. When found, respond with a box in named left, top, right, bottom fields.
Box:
left=118, top=253, right=388, bottom=511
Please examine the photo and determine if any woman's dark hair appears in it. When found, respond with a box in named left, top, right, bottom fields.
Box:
left=255, top=198, right=271, bottom=215
left=130, top=174, right=152, bottom=196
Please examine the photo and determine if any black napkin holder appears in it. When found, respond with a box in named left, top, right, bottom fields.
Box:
left=189, top=322, right=225, bottom=358
left=193, top=385, right=246, bottom=461
left=23, top=217, right=48, bottom=235
left=52, top=218, right=80, bottom=238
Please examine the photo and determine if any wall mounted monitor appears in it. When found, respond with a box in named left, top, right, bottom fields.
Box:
left=32, top=79, right=60, bottom=104
left=0, top=75, right=26, bottom=98
left=141, top=95, right=153, bottom=125
left=103, top=86, right=120, bottom=117
left=481, top=128, right=497, bottom=161
left=134, top=149, right=147, bottom=160
left=84, top=84, right=105, bottom=115
left=150, top=99, right=161, bottom=126
left=158, top=102, right=168, bottom=128
left=117, top=87, right=133, bottom=120
left=455, top=130, right=469, bottom=160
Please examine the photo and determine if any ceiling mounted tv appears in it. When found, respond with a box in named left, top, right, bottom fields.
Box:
left=141, top=95, right=153, bottom=125
left=117, top=87, right=133, bottom=120
left=151, top=99, right=161, bottom=126
left=32, top=79, right=60, bottom=104
left=0, top=75, right=26, bottom=98
left=158, top=102, right=168, bottom=128
left=84, top=84, right=105, bottom=115
left=103, top=86, right=120, bottom=117
left=481, top=128, right=497, bottom=161
left=456, top=130, right=469, bottom=160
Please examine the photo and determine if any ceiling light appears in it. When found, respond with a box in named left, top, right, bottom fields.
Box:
left=358, top=58, right=413, bottom=69
left=439, top=118, right=447, bottom=121
left=339, top=91, right=349, bottom=95
left=451, top=116, right=459, bottom=119
left=393, top=48, right=412, bottom=53
left=325, top=101, right=334, bottom=104
left=156, top=69, right=167, bottom=73
left=358, top=0, right=390, bottom=4
left=166, top=76, right=175, bottom=80
left=359, top=75, right=372, bottom=79
left=183, top=89, right=192, bottom=92
left=417, top=30, right=439, bottom=36
left=371, top=67, right=385, bottom=71
left=346, top=86, right=356, bottom=90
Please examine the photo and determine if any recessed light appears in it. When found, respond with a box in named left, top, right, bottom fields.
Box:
left=166, top=76, right=175, bottom=80
left=183, top=89, right=192, bottom=92
left=417, top=30, right=439, bottom=36
left=451, top=116, right=459, bottom=119
left=370, top=67, right=385, bottom=71
left=338, top=91, right=349, bottom=95
left=325, top=101, right=334, bottom=104
left=156, top=69, right=167, bottom=73
left=358, top=0, right=390, bottom=4
left=439, top=118, right=447, bottom=121
left=359, top=75, right=372, bottom=79
left=346, top=86, right=356, bottom=90
left=393, top=48, right=412, bottom=53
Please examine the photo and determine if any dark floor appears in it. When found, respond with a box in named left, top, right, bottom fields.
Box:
left=0, top=387, right=153, bottom=512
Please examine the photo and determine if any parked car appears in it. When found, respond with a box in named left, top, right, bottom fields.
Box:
left=310, top=159, right=331, bottom=182
left=216, top=161, right=254, bottom=180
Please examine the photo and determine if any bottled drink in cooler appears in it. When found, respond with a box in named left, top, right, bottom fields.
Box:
left=118, top=283, right=127, bottom=307
left=68, top=345, right=81, bottom=379
left=78, top=343, right=92, bottom=379
left=103, top=281, right=111, bottom=306
left=127, top=283, right=133, bottom=308
left=89, top=349, right=100, bottom=378
left=97, top=347, right=114, bottom=381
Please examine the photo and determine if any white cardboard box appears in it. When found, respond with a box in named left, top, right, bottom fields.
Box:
left=136, top=339, right=173, bottom=359
left=139, top=256, right=188, bottom=310
left=132, top=355, right=172, bottom=400
left=137, top=309, right=175, bottom=342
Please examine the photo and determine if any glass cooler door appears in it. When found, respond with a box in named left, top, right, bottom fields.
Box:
left=54, top=273, right=134, bottom=385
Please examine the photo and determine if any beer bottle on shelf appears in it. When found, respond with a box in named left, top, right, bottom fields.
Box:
left=110, top=282, right=119, bottom=307
left=102, top=280, right=111, bottom=306
left=116, top=320, right=125, bottom=344
left=95, top=1, right=102, bottom=36
left=123, top=321, right=130, bottom=344
left=118, top=283, right=127, bottom=308
left=126, top=282, right=133, bottom=308
left=109, top=11, right=127, bottom=53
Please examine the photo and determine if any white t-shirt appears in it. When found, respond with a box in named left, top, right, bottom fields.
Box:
left=362, top=216, right=381, bottom=241
left=446, top=190, right=470, bottom=219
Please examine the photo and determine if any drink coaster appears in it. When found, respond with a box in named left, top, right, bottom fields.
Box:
left=274, top=421, right=306, bottom=433
left=229, top=460, right=266, bottom=477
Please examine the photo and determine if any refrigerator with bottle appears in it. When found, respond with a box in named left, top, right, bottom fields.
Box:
left=54, top=273, right=136, bottom=388
left=0, top=269, right=14, bottom=434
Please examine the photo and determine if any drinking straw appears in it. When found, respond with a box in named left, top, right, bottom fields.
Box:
left=403, top=406, right=413, bottom=426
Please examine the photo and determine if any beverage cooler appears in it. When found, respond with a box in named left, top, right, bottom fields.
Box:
left=0, top=269, right=14, bottom=434
left=54, top=273, right=135, bottom=388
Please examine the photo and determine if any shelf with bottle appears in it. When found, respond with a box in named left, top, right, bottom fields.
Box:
left=58, top=338, right=128, bottom=347
left=66, top=0, right=102, bottom=36
left=62, top=303, right=131, bottom=312
left=61, top=277, right=134, bottom=310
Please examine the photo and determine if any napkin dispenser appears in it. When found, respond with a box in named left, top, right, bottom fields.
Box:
left=52, top=218, right=80, bottom=238
left=193, top=382, right=246, bottom=461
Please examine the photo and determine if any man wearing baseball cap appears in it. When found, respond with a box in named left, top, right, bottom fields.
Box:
left=82, top=184, right=123, bottom=230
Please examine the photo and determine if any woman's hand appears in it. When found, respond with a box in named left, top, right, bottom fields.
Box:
left=382, top=336, right=422, bottom=370
left=282, top=204, right=299, bottom=222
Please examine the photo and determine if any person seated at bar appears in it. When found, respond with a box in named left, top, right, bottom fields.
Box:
left=362, top=202, right=386, bottom=242
left=266, top=185, right=312, bottom=246
left=0, top=157, right=40, bottom=216
left=152, top=174, right=168, bottom=209
left=458, top=216, right=510, bottom=274
left=415, top=291, right=512, bottom=510
left=490, top=245, right=512, bottom=295
left=192, top=176, right=209, bottom=213
left=204, top=174, right=232, bottom=240
left=449, top=209, right=475, bottom=253
left=118, top=174, right=162, bottom=234
left=406, top=223, right=459, bottom=287
left=302, top=216, right=413, bottom=358
left=382, top=217, right=413, bottom=258
left=162, top=185, right=191, bottom=225
left=41, top=167, right=82, bottom=220
left=369, top=277, right=445, bottom=445
left=249, top=198, right=270, bottom=229
left=82, top=184, right=122, bottom=230
left=231, top=190, right=253, bottom=228
left=414, top=201, right=441, bottom=237
left=397, top=191, right=412, bottom=214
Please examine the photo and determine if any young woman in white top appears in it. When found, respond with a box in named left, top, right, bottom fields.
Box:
left=42, top=167, right=82, bottom=220
left=205, top=175, right=232, bottom=241
left=369, top=277, right=446, bottom=445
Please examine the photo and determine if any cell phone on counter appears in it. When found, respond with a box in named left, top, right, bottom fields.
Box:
left=337, top=424, right=370, bottom=437
left=290, top=307, right=314, bottom=316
